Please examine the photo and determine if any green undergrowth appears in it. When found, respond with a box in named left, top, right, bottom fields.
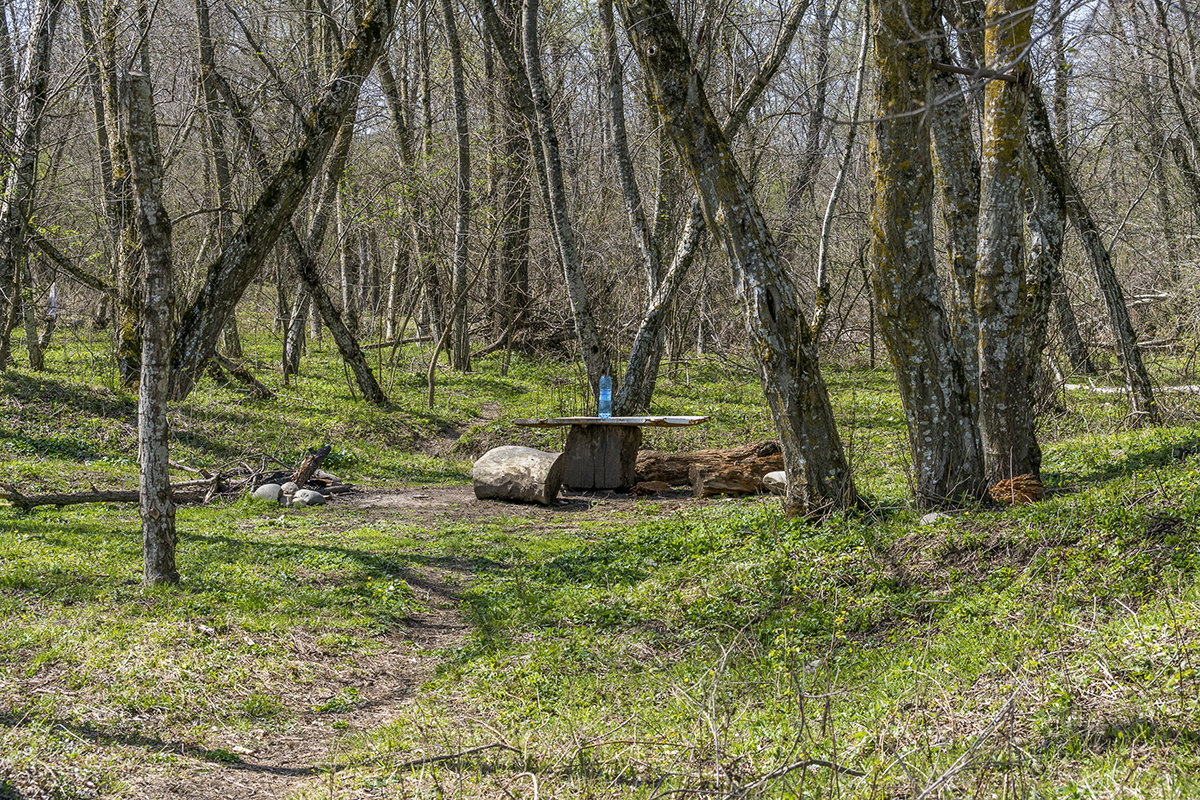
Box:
left=3, top=326, right=1200, bottom=797
left=321, top=435, right=1200, bottom=798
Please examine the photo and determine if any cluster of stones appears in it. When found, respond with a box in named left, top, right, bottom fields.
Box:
left=251, top=480, right=328, bottom=507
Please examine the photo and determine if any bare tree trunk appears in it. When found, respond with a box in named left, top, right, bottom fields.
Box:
left=124, top=71, right=178, bottom=586
left=1026, top=87, right=1158, bottom=423
left=338, top=186, right=361, bottom=336
left=869, top=0, right=985, bottom=506
left=440, top=0, right=471, bottom=372
left=0, top=0, right=63, bottom=368
left=611, top=0, right=812, bottom=415
left=101, top=0, right=144, bottom=386
left=618, top=0, right=857, bottom=517
left=169, top=0, right=396, bottom=400
left=975, top=0, right=1039, bottom=483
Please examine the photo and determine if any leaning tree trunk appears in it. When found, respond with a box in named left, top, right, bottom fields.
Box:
left=610, top=0, right=813, bottom=415
left=975, top=0, right=1039, bottom=483
left=0, top=0, right=63, bottom=368
left=1026, top=87, right=1158, bottom=422
left=617, top=0, right=857, bottom=517
left=169, top=0, right=397, bottom=400
left=868, top=0, right=985, bottom=506
left=124, top=72, right=178, bottom=586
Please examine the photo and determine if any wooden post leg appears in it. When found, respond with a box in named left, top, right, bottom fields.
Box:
left=563, top=425, right=643, bottom=490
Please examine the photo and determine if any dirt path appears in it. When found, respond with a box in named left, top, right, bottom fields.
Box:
left=124, top=485, right=702, bottom=799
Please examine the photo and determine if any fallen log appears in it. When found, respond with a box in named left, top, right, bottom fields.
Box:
left=636, top=440, right=783, bottom=485
left=0, top=483, right=208, bottom=510
left=473, top=446, right=565, bottom=505
left=690, top=465, right=766, bottom=498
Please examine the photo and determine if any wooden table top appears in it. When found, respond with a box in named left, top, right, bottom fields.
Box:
left=513, top=415, right=709, bottom=428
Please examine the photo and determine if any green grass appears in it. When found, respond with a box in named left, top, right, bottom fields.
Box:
left=2, top=325, right=1200, bottom=797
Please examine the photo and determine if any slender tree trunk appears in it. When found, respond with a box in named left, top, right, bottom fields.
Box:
left=869, top=0, right=985, bottom=506
left=975, top=0, right=1039, bottom=483
left=618, top=0, right=857, bottom=517
left=1026, top=87, right=1158, bottom=422
left=440, top=0, right=471, bottom=372
left=124, top=71, right=178, bottom=586
left=338, top=186, right=361, bottom=336
left=0, top=0, right=63, bottom=368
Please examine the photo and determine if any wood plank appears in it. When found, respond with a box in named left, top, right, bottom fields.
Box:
left=514, top=415, right=708, bottom=428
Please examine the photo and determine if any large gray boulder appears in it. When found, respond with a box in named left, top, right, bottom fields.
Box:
left=473, top=446, right=565, bottom=505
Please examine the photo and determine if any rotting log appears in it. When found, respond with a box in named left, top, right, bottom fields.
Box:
left=636, top=441, right=782, bottom=486
left=690, top=465, right=767, bottom=498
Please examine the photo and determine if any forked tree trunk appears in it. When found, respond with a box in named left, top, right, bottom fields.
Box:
left=610, top=0, right=812, bottom=415
left=0, top=0, right=63, bottom=368
left=617, top=0, right=857, bottom=517
left=124, top=72, right=178, bottom=586
left=869, top=0, right=985, bottom=506
left=169, top=0, right=396, bottom=400
left=975, top=0, right=1039, bottom=483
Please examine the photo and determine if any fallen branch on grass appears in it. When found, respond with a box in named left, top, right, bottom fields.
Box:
left=0, top=484, right=208, bottom=510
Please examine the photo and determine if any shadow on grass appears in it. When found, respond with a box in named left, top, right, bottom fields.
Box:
left=1043, top=436, right=1200, bottom=488
left=0, top=715, right=320, bottom=776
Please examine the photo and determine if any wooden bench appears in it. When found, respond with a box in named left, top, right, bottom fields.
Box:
left=513, top=416, right=709, bottom=491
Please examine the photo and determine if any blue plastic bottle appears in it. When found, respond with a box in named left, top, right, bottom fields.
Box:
left=598, top=375, right=612, bottom=418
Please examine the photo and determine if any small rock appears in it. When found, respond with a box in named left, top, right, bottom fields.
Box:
left=762, top=471, right=787, bottom=495
left=919, top=511, right=948, bottom=526
left=252, top=483, right=282, bottom=502
left=280, top=481, right=300, bottom=496
left=292, top=488, right=327, bottom=506
left=631, top=480, right=672, bottom=496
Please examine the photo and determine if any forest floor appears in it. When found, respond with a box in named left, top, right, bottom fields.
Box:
left=2, top=343, right=1200, bottom=798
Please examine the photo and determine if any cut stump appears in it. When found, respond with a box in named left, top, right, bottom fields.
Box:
left=473, top=446, right=566, bottom=505
left=562, top=425, right=642, bottom=490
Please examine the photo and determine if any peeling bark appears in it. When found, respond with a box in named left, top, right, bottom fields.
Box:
left=869, top=0, right=985, bottom=506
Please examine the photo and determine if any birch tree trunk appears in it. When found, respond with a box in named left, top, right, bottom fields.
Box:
left=124, top=72, right=178, bottom=586
left=169, top=0, right=396, bottom=400
left=617, top=0, right=857, bottom=517
left=975, top=0, right=1039, bottom=483
left=869, top=0, right=985, bottom=505
left=0, top=0, right=63, bottom=368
